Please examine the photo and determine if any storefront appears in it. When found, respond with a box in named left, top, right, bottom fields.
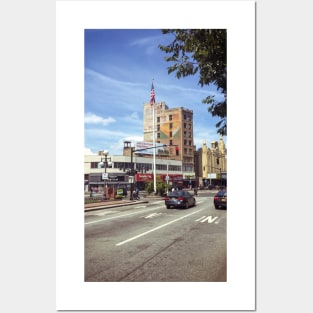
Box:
left=88, top=173, right=129, bottom=198
left=134, top=173, right=184, bottom=190
left=135, top=173, right=154, bottom=190
left=159, top=174, right=183, bottom=188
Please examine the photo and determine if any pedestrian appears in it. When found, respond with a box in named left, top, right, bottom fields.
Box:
left=135, top=187, right=139, bottom=200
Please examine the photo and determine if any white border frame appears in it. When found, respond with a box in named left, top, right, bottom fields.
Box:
left=56, top=1, right=255, bottom=310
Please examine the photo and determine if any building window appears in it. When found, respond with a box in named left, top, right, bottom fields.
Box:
left=157, top=132, right=160, bottom=138
left=169, top=123, right=173, bottom=129
left=184, top=123, right=186, bottom=128
left=157, top=117, right=160, bottom=123
left=189, top=140, right=192, bottom=146
left=156, top=164, right=167, bottom=171
left=169, top=115, right=172, bottom=121
left=157, top=125, right=160, bottom=131
left=169, top=139, right=173, bottom=146
left=168, top=165, right=182, bottom=171
left=91, top=162, right=99, bottom=169
left=169, top=131, right=172, bottom=137
left=184, top=140, right=187, bottom=145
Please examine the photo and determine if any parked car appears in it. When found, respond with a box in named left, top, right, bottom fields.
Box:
left=164, top=190, right=196, bottom=209
left=214, top=189, right=227, bottom=209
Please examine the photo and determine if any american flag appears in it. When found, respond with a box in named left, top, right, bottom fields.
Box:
left=150, top=82, right=155, bottom=106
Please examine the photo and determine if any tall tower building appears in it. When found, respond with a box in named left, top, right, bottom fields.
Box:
left=143, top=102, right=195, bottom=182
left=201, top=135, right=227, bottom=186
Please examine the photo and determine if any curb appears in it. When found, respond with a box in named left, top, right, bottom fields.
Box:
left=84, top=199, right=149, bottom=212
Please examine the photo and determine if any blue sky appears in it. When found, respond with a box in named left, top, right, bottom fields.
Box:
left=84, top=29, right=226, bottom=155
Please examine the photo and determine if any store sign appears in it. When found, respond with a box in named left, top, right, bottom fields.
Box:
left=208, top=173, right=217, bottom=179
left=136, top=173, right=153, bottom=181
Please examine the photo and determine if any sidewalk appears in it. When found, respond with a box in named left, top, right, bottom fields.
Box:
left=84, top=196, right=163, bottom=212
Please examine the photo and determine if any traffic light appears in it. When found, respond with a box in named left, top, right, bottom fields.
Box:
left=175, top=146, right=179, bottom=156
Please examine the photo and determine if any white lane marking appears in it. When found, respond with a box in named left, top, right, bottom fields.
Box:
left=195, top=216, right=206, bottom=221
left=85, top=206, right=163, bottom=225
left=201, top=216, right=218, bottom=223
left=116, top=208, right=204, bottom=246
left=92, top=211, right=120, bottom=216
left=195, top=215, right=218, bottom=224
left=196, top=216, right=219, bottom=223
left=143, top=212, right=162, bottom=219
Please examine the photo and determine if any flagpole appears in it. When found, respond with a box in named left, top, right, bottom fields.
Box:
left=152, top=81, right=156, bottom=194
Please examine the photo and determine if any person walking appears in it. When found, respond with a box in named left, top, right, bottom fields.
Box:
left=135, top=188, right=140, bottom=200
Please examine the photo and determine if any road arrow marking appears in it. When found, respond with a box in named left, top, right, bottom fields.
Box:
left=195, top=216, right=206, bottom=221
left=196, top=216, right=219, bottom=223
left=144, top=212, right=162, bottom=219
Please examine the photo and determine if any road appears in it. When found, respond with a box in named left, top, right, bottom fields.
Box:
left=84, top=191, right=227, bottom=282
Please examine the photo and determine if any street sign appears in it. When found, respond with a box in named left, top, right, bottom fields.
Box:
left=128, top=176, right=134, bottom=183
left=102, top=172, right=108, bottom=180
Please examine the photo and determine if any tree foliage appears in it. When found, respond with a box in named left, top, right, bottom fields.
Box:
left=159, top=29, right=227, bottom=136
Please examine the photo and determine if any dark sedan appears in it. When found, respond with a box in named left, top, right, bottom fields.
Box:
left=164, top=190, right=196, bottom=209
left=214, top=189, right=227, bottom=209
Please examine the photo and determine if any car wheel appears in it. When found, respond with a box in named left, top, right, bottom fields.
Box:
left=193, top=199, right=196, bottom=206
left=185, top=202, right=189, bottom=209
left=166, top=205, right=171, bottom=209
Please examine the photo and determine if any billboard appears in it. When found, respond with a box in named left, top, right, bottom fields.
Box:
left=135, top=141, right=154, bottom=155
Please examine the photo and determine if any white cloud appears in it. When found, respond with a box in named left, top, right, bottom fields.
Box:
left=84, top=113, right=116, bottom=126
left=84, top=147, right=96, bottom=155
left=109, top=135, right=144, bottom=155
left=130, top=112, right=139, bottom=120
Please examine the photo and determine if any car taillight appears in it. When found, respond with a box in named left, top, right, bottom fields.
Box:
left=214, top=196, right=218, bottom=201
left=178, top=197, right=184, bottom=201
left=164, top=197, right=169, bottom=201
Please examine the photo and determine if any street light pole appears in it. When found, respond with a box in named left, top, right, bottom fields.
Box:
left=99, top=151, right=111, bottom=199
left=130, top=147, right=135, bottom=200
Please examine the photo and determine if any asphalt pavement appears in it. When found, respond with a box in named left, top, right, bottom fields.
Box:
left=84, top=189, right=217, bottom=212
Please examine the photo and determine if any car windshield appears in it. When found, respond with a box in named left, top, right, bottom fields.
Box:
left=168, top=191, right=192, bottom=197
left=217, top=190, right=227, bottom=196
left=168, top=191, right=183, bottom=197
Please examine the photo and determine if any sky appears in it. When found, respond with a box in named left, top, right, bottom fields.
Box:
left=84, top=29, right=226, bottom=156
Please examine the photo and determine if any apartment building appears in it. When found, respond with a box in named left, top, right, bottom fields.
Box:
left=143, top=102, right=196, bottom=186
